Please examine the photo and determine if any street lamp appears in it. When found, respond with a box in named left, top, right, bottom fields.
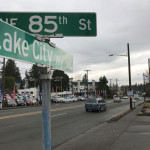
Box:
left=109, top=43, right=133, bottom=110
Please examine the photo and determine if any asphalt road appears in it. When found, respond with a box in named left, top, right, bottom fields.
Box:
left=0, top=98, right=143, bottom=150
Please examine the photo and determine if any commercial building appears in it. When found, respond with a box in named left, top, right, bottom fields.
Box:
left=69, top=78, right=96, bottom=95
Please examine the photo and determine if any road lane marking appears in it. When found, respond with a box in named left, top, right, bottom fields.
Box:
left=0, top=104, right=84, bottom=120
left=51, top=104, right=84, bottom=112
left=0, top=111, right=41, bottom=120
left=51, top=113, right=67, bottom=118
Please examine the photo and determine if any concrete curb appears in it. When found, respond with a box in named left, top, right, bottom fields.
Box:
left=107, top=109, right=131, bottom=123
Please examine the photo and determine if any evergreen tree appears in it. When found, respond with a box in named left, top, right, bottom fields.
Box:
left=1, top=59, right=21, bottom=81
left=51, top=70, right=69, bottom=92
left=96, top=76, right=110, bottom=97
left=28, top=64, right=41, bottom=87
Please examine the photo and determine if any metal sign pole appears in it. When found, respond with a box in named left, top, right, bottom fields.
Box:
left=40, top=67, right=52, bottom=150
left=36, top=34, right=63, bottom=150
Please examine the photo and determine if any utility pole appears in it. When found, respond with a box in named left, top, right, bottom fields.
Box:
left=109, top=43, right=132, bottom=110
left=127, top=43, right=132, bottom=110
left=108, top=79, right=112, bottom=89
left=116, top=78, right=118, bottom=91
left=84, top=70, right=91, bottom=97
left=143, top=73, right=146, bottom=102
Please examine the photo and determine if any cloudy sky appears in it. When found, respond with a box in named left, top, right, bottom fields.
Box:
left=0, top=0, right=150, bottom=86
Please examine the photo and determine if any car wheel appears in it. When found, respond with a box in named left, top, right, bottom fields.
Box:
left=86, top=109, right=88, bottom=112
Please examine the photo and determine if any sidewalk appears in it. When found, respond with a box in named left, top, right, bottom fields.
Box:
left=53, top=104, right=150, bottom=150
left=109, top=114, right=150, bottom=150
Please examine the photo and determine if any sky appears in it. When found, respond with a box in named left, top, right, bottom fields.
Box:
left=0, top=0, right=150, bottom=86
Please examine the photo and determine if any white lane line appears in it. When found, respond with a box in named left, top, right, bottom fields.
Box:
left=51, top=113, right=68, bottom=118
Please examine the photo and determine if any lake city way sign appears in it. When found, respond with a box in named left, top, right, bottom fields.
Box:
left=0, top=20, right=73, bottom=72
left=0, top=12, right=97, bottom=36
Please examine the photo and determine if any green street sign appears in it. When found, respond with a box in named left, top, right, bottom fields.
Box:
left=0, top=21, right=73, bottom=72
left=0, top=12, right=97, bottom=36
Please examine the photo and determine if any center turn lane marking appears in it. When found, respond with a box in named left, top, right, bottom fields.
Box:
left=0, top=104, right=84, bottom=120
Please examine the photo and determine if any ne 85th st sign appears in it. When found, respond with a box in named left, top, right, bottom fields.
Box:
left=0, top=21, right=73, bottom=72
left=0, top=12, right=96, bottom=36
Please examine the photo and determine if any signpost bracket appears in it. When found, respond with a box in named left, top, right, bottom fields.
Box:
left=32, top=34, right=64, bottom=38
left=33, top=34, right=63, bottom=48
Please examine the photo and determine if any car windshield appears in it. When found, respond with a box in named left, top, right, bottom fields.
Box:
left=5, top=96, right=12, bottom=99
left=86, top=98, right=97, bottom=103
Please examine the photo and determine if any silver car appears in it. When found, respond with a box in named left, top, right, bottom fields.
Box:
left=7, top=99, right=17, bottom=107
left=113, top=96, right=121, bottom=102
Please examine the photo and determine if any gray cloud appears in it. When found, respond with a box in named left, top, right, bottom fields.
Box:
left=0, top=0, right=150, bottom=85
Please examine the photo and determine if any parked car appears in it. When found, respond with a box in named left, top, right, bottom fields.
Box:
left=113, top=96, right=121, bottom=102
left=25, top=98, right=34, bottom=105
left=122, top=96, right=128, bottom=99
left=30, top=97, right=37, bottom=105
left=85, top=97, right=107, bottom=112
left=51, top=96, right=64, bottom=103
left=4, top=99, right=17, bottom=107
left=4, top=95, right=12, bottom=100
left=78, top=96, right=86, bottom=101
left=63, top=96, right=73, bottom=102
left=72, top=96, right=78, bottom=102
left=15, top=99, right=26, bottom=106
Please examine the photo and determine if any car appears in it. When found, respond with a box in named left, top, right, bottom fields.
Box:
left=4, top=99, right=17, bottom=107
left=51, top=96, right=64, bottom=103
left=113, top=96, right=121, bottom=102
left=30, top=97, right=37, bottom=105
left=78, top=96, right=86, bottom=101
left=122, top=96, right=128, bottom=99
left=85, top=97, right=107, bottom=112
left=4, top=95, right=12, bottom=100
left=25, top=98, right=34, bottom=105
left=15, top=99, right=26, bottom=106
left=72, top=96, right=78, bottom=102
left=68, top=95, right=77, bottom=102
left=63, top=96, right=73, bottom=102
